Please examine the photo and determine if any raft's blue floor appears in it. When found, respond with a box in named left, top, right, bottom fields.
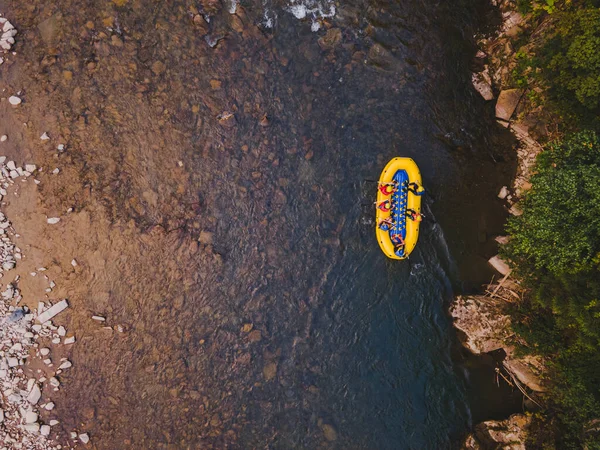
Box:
left=389, top=170, right=408, bottom=257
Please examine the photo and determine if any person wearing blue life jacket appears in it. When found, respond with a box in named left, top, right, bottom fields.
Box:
left=407, top=182, right=425, bottom=196
left=391, top=233, right=405, bottom=252
left=378, top=217, right=394, bottom=231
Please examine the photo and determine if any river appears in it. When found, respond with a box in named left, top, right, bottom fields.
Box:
left=1, top=0, right=518, bottom=447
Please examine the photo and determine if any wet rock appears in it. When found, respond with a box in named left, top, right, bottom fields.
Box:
left=151, top=60, right=166, bottom=75
left=263, top=362, right=277, bottom=381
left=471, top=68, right=494, bottom=101
left=218, top=112, right=236, bottom=128
left=259, top=114, right=270, bottom=127
left=495, top=89, right=523, bottom=121
left=367, top=43, right=395, bottom=71
left=318, top=28, right=342, bottom=51
left=322, top=424, right=337, bottom=441
left=248, top=330, right=262, bottom=342
left=198, top=231, right=213, bottom=245
left=193, top=15, right=209, bottom=35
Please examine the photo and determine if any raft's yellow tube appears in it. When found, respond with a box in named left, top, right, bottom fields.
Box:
left=375, top=157, right=422, bottom=260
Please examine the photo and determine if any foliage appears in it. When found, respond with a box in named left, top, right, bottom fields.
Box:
left=502, top=132, right=600, bottom=448
left=505, top=131, right=600, bottom=278
left=511, top=1, right=600, bottom=128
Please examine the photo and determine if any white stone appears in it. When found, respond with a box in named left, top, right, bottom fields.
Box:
left=8, top=96, right=21, bottom=106
left=40, top=424, right=51, bottom=436
left=49, top=377, right=60, bottom=387
left=0, top=135, right=7, bottom=142
left=51, top=168, right=60, bottom=174
left=46, top=217, right=60, bottom=224
left=44, top=402, right=55, bottom=411
left=36, top=299, right=69, bottom=323
left=64, top=336, right=75, bottom=344
left=57, top=326, right=66, bottom=336
left=25, top=164, right=36, bottom=172
left=51, top=337, right=60, bottom=344
left=488, top=255, right=511, bottom=276
left=58, top=360, right=72, bottom=370
left=498, top=186, right=509, bottom=199
left=7, top=357, right=19, bottom=367
left=71, top=259, right=77, bottom=267
left=49, top=419, right=59, bottom=426
left=91, top=315, right=106, bottom=322
left=40, top=348, right=50, bottom=356
left=24, top=410, right=38, bottom=424
left=79, top=433, right=90, bottom=444
left=7, top=160, right=16, bottom=170
left=40, top=132, right=50, bottom=140
left=22, top=423, right=40, bottom=433
left=57, top=144, right=65, bottom=151
left=27, top=384, right=41, bottom=404
left=0, top=409, right=3, bottom=423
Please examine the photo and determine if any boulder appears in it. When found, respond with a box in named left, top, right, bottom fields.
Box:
left=472, top=69, right=494, bottom=101
left=463, top=414, right=530, bottom=450
left=496, top=89, right=523, bottom=121
left=488, top=255, right=511, bottom=276
left=451, top=295, right=546, bottom=392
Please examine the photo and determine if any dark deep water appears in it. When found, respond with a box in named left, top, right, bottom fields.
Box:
left=2, top=0, right=521, bottom=447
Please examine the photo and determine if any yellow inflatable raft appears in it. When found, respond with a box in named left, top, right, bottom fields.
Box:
left=375, top=157, right=423, bottom=260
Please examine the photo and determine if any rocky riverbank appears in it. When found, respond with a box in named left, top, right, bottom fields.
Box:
left=453, top=1, right=552, bottom=447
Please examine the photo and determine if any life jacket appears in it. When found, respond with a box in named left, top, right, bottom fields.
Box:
left=391, top=234, right=404, bottom=245
left=377, top=200, right=391, bottom=212
left=379, top=184, right=395, bottom=196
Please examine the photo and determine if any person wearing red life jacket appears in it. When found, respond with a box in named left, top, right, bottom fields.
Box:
left=375, top=199, right=392, bottom=212
left=378, top=182, right=397, bottom=196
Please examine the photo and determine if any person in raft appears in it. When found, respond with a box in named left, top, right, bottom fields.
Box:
left=406, top=208, right=423, bottom=222
left=375, top=199, right=392, bottom=212
left=407, top=182, right=425, bottom=196
left=378, top=181, right=398, bottom=196
left=378, top=217, right=394, bottom=231
left=391, top=233, right=405, bottom=251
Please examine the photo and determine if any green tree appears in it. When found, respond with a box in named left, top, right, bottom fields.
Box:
left=504, top=131, right=600, bottom=449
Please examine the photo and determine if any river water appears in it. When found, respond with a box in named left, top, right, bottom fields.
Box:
left=1, top=0, right=519, bottom=447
